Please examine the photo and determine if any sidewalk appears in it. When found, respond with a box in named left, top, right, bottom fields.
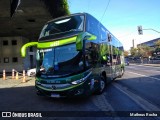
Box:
left=130, top=63, right=160, bottom=67
left=0, top=76, right=35, bottom=88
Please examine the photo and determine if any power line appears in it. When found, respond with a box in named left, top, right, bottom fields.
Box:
left=87, top=0, right=91, bottom=12
left=118, top=31, right=136, bottom=39
left=100, top=0, right=111, bottom=22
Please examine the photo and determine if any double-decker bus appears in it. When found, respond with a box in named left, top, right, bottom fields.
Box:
left=21, top=13, right=125, bottom=98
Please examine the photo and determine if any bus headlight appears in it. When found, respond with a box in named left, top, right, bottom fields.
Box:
left=71, top=78, right=85, bottom=85
left=36, top=81, right=41, bottom=85
left=71, top=72, right=92, bottom=85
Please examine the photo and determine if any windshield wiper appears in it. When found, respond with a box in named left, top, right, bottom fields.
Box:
left=49, top=29, right=82, bottom=35
left=69, top=29, right=82, bottom=32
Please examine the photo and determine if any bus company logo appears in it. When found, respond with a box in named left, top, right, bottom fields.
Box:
left=50, top=41, right=59, bottom=47
left=52, top=85, right=57, bottom=90
left=2, top=112, right=11, bottom=117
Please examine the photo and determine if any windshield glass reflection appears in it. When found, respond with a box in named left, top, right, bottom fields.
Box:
left=36, top=44, right=83, bottom=76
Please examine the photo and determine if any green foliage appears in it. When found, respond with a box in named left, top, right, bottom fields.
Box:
left=130, top=48, right=138, bottom=57
left=154, top=40, right=160, bottom=48
left=113, top=47, right=119, bottom=55
left=100, top=44, right=109, bottom=56
left=139, top=45, right=152, bottom=58
left=42, top=0, right=70, bottom=17
left=124, top=50, right=129, bottom=57
left=154, top=40, right=160, bottom=54
left=130, top=45, right=152, bottom=58
left=56, top=0, right=70, bottom=15
left=62, top=0, right=70, bottom=15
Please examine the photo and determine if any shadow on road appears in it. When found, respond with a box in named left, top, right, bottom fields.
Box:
left=114, top=73, right=160, bottom=108
left=0, top=85, right=93, bottom=112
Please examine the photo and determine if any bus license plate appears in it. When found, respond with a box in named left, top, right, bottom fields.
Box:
left=51, top=93, right=60, bottom=98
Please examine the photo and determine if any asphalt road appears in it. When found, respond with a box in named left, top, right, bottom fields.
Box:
left=0, top=65, right=160, bottom=120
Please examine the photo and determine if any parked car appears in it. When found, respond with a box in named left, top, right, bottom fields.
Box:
left=27, top=68, right=36, bottom=76
left=125, top=58, right=129, bottom=66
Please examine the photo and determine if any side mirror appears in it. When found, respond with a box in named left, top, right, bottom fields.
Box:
left=108, top=33, right=112, bottom=42
left=21, top=42, right=38, bottom=57
left=76, top=32, right=97, bottom=51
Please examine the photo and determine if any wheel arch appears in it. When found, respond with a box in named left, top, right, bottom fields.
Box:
left=101, top=71, right=107, bottom=83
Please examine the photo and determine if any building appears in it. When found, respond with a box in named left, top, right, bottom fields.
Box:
left=137, top=37, right=160, bottom=61
left=137, top=37, right=160, bottom=47
left=0, top=0, right=69, bottom=73
left=0, top=36, right=36, bottom=72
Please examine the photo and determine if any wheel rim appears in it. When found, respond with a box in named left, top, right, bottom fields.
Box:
left=100, top=80, right=105, bottom=91
left=121, top=69, right=124, bottom=75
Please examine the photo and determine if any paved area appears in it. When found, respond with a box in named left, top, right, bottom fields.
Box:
left=0, top=76, right=35, bottom=89
left=1, top=63, right=160, bottom=88
left=143, top=64, right=160, bottom=67
left=0, top=65, right=160, bottom=119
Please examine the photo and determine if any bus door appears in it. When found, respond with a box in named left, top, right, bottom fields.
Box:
left=109, top=44, right=115, bottom=80
left=101, top=43, right=114, bottom=80
left=101, top=44, right=113, bottom=81
left=106, top=44, right=114, bottom=81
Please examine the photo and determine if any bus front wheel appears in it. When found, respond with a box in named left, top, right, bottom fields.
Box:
left=118, top=68, right=124, bottom=78
left=94, top=77, right=106, bottom=95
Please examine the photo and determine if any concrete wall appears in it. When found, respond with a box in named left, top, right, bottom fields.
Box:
left=0, top=36, right=34, bottom=72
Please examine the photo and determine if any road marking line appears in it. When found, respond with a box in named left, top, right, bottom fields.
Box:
left=92, top=95, right=114, bottom=111
left=127, top=71, right=160, bottom=81
left=144, top=70, right=160, bottom=73
left=113, top=83, right=160, bottom=112
left=127, top=66, right=160, bottom=73
left=92, top=95, right=121, bottom=120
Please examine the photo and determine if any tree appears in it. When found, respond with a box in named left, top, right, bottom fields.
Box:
left=153, top=40, right=160, bottom=57
left=124, top=50, right=129, bottom=57
left=130, top=48, right=138, bottom=57
left=130, top=45, right=152, bottom=63
left=154, top=40, right=160, bottom=48
left=137, top=45, right=152, bottom=58
left=136, top=45, right=153, bottom=63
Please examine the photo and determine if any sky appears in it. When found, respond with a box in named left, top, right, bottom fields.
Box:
left=68, top=0, right=160, bottom=50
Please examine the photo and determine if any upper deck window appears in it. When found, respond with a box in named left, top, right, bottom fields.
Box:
left=39, top=15, right=84, bottom=39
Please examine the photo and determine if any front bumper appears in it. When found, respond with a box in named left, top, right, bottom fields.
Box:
left=35, top=80, right=94, bottom=98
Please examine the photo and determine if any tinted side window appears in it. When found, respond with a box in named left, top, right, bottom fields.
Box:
left=85, top=42, right=99, bottom=66
left=111, top=37, right=119, bottom=48
left=100, top=44, right=112, bottom=66
left=99, top=25, right=107, bottom=41
left=86, top=15, right=100, bottom=40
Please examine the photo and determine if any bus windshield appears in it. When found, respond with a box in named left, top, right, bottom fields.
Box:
left=36, top=44, right=83, bottom=76
left=39, top=15, right=84, bottom=39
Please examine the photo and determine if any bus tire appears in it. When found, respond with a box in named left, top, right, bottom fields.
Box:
left=94, top=77, right=106, bottom=95
left=119, top=68, right=124, bottom=78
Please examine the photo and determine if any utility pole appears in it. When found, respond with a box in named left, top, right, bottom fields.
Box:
left=132, top=39, right=135, bottom=48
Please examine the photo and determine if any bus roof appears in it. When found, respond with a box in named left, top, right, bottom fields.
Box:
left=46, top=12, right=123, bottom=46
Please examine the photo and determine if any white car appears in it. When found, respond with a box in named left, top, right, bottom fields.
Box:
left=27, top=68, right=36, bottom=77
